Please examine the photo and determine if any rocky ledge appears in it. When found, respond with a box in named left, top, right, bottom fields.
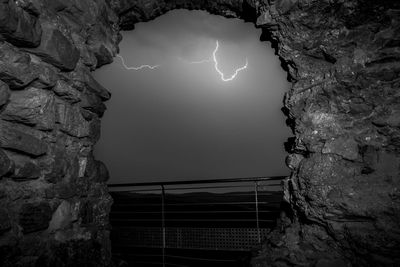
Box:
left=0, top=0, right=399, bottom=266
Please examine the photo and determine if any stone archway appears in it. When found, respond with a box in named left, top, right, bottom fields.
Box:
left=0, top=0, right=399, bottom=266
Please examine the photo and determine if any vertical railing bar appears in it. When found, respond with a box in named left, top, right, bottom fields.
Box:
left=161, top=185, right=166, bottom=267
left=254, top=181, right=261, bottom=244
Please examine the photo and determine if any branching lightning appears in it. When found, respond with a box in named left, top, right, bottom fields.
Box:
left=117, top=41, right=248, bottom=81
left=212, top=41, right=248, bottom=82
left=183, top=41, right=248, bottom=82
left=117, top=54, right=160, bottom=70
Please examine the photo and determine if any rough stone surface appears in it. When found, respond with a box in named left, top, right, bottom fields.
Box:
left=0, top=149, right=13, bottom=178
left=0, top=42, right=58, bottom=89
left=18, top=202, right=52, bottom=234
left=1, top=87, right=56, bottom=130
left=8, top=153, right=41, bottom=181
left=56, top=101, right=91, bottom=138
left=27, top=22, right=80, bottom=71
left=0, top=1, right=115, bottom=265
left=0, top=207, right=11, bottom=234
left=0, top=121, right=48, bottom=156
left=0, top=0, right=399, bottom=266
left=53, top=80, right=81, bottom=104
left=0, top=80, right=10, bottom=108
left=0, top=0, right=42, bottom=47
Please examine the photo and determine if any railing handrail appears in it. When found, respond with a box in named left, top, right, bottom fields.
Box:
left=108, top=175, right=286, bottom=188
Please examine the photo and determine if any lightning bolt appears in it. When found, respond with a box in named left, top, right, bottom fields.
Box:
left=116, top=54, right=160, bottom=70
left=182, top=41, right=248, bottom=82
left=116, top=41, right=248, bottom=81
left=212, top=41, right=248, bottom=82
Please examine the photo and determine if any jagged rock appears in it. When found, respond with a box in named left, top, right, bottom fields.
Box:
left=0, top=0, right=42, bottom=47
left=0, top=121, right=48, bottom=156
left=96, top=160, right=109, bottom=182
left=19, top=202, right=52, bottom=234
left=48, top=201, right=76, bottom=232
left=66, top=64, right=111, bottom=100
left=15, top=0, right=46, bottom=16
left=44, top=147, right=79, bottom=184
left=0, top=42, right=59, bottom=89
left=285, top=153, right=303, bottom=170
left=28, top=22, right=80, bottom=71
left=80, top=91, right=106, bottom=117
left=8, top=154, right=41, bottom=181
left=56, top=101, right=90, bottom=138
left=1, top=87, right=56, bottom=130
left=0, top=42, right=38, bottom=88
left=322, top=136, right=359, bottom=161
left=373, top=109, right=400, bottom=128
left=0, top=149, right=13, bottom=178
left=86, top=26, right=114, bottom=67
left=53, top=80, right=81, bottom=104
left=85, top=158, right=109, bottom=183
left=0, top=80, right=10, bottom=108
left=46, top=182, right=76, bottom=199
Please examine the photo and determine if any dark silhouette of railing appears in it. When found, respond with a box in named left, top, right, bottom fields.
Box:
left=108, top=176, right=285, bottom=267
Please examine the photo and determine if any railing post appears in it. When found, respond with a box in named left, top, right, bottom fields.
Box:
left=161, top=185, right=166, bottom=267
left=254, top=181, right=261, bottom=244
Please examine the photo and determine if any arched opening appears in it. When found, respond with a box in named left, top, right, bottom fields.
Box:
left=94, top=9, right=291, bottom=265
left=93, top=9, right=291, bottom=183
left=1, top=1, right=398, bottom=266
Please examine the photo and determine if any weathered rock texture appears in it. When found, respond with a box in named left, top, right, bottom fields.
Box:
left=1, top=0, right=399, bottom=266
left=0, top=0, right=117, bottom=266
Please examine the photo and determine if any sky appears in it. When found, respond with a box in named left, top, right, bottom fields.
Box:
left=93, top=10, right=291, bottom=184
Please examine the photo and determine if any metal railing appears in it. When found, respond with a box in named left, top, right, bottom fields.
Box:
left=108, top=176, right=285, bottom=267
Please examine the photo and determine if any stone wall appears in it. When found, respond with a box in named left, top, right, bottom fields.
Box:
left=0, top=0, right=119, bottom=266
left=1, top=0, right=399, bottom=266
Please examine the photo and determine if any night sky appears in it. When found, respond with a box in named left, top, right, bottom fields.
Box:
left=93, top=10, right=291, bottom=184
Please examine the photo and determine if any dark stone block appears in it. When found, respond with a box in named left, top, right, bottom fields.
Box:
left=16, top=0, right=42, bottom=16
left=10, top=154, right=41, bottom=181
left=0, top=207, right=11, bottom=234
left=85, top=158, right=109, bottom=183
left=44, top=148, right=79, bottom=184
left=0, top=149, right=13, bottom=178
left=19, top=202, right=52, bottom=234
left=0, top=121, right=48, bottom=157
left=1, top=87, right=56, bottom=130
left=67, top=64, right=111, bottom=101
left=54, top=183, right=76, bottom=199
left=53, top=80, right=81, bottom=104
left=56, top=101, right=90, bottom=138
left=96, top=160, right=109, bottom=183
left=80, top=91, right=106, bottom=117
left=0, top=43, right=38, bottom=89
left=28, top=23, right=79, bottom=71
left=0, top=80, right=10, bottom=108
left=93, top=44, right=113, bottom=67
left=0, top=0, right=42, bottom=47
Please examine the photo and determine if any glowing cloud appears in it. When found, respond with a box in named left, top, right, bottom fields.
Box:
left=180, top=57, right=212, bottom=64
left=117, top=54, right=160, bottom=70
